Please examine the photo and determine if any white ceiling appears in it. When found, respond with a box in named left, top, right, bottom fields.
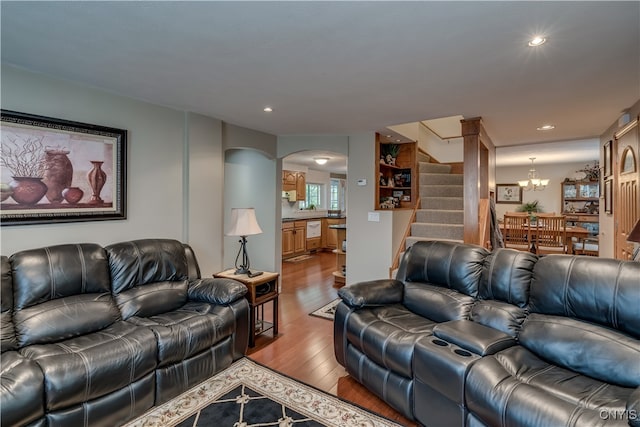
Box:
left=1, top=2, right=638, bottom=167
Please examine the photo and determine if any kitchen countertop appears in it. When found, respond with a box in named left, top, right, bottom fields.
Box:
left=282, top=215, right=346, bottom=222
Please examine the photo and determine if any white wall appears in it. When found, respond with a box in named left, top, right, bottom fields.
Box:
left=495, top=161, right=597, bottom=220
left=346, top=132, right=395, bottom=283
left=0, top=66, right=227, bottom=275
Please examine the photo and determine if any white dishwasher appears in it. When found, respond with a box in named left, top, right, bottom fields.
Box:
left=306, top=220, right=322, bottom=239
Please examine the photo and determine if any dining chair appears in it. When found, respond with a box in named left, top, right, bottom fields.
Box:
left=535, top=215, right=567, bottom=255
left=503, top=214, right=531, bottom=252
left=573, top=236, right=599, bottom=256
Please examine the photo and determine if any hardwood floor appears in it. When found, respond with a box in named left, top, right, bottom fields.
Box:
left=247, top=251, right=417, bottom=427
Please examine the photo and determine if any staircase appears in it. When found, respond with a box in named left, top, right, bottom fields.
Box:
left=405, top=155, right=464, bottom=249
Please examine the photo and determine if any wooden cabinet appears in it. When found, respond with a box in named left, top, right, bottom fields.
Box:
left=330, top=224, right=346, bottom=286
left=561, top=180, right=599, bottom=236
left=375, top=134, right=417, bottom=210
left=323, top=218, right=346, bottom=249
left=282, top=170, right=306, bottom=201
left=282, top=171, right=297, bottom=191
left=296, top=172, right=306, bottom=200
left=282, top=220, right=306, bottom=258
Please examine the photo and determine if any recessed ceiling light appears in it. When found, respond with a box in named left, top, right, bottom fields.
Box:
left=314, top=157, right=329, bottom=165
left=528, top=36, right=547, bottom=47
left=263, top=106, right=273, bottom=112
left=537, top=124, right=555, bottom=131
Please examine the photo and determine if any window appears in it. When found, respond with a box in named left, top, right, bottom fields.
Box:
left=330, top=178, right=345, bottom=211
left=300, top=183, right=322, bottom=209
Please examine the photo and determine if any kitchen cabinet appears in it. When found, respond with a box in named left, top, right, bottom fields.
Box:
left=375, top=134, right=416, bottom=210
left=329, top=224, right=346, bottom=286
left=282, top=170, right=305, bottom=201
left=323, top=218, right=346, bottom=249
left=282, top=171, right=297, bottom=191
left=282, top=220, right=306, bottom=258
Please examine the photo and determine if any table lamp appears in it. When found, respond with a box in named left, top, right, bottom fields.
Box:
left=226, top=208, right=263, bottom=275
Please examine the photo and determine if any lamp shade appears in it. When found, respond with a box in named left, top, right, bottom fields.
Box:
left=226, top=208, right=263, bottom=236
left=628, top=218, right=640, bottom=244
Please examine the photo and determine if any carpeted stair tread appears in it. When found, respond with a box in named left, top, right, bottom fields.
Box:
left=411, top=223, right=464, bottom=240
left=416, top=209, right=464, bottom=224
left=419, top=173, right=463, bottom=185
left=421, top=196, right=464, bottom=210
left=419, top=162, right=452, bottom=174
left=420, top=184, right=464, bottom=197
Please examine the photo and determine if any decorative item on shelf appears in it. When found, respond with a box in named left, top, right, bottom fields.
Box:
left=383, top=144, right=400, bottom=166
left=379, top=174, right=386, bottom=186
left=226, top=207, right=263, bottom=275
left=575, top=161, right=600, bottom=181
left=518, top=157, right=549, bottom=191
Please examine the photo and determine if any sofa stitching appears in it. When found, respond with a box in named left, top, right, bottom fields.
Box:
left=45, top=247, right=55, bottom=299
left=526, top=317, right=639, bottom=352
left=76, top=245, right=86, bottom=293
left=562, top=258, right=575, bottom=317
left=612, top=263, right=623, bottom=331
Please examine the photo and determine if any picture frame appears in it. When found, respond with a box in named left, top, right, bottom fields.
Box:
left=1, top=110, right=127, bottom=225
left=496, top=184, right=523, bottom=204
left=604, top=140, right=612, bottom=177
left=604, top=178, right=613, bottom=214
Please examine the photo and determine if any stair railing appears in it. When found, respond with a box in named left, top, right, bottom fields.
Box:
left=388, top=198, right=421, bottom=278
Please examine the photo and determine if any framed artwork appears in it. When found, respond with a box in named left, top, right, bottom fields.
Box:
left=604, top=178, right=613, bottom=214
left=496, top=184, right=523, bottom=204
left=1, top=110, right=127, bottom=225
left=604, top=140, right=612, bottom=177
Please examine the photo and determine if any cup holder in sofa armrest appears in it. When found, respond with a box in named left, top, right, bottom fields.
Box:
left=433, top=320, right=516, bottom=356
left=432, top=339, right=449, bottom=347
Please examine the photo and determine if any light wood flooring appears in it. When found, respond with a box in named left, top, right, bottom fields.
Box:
left=247, top=251, right=417, bottom=427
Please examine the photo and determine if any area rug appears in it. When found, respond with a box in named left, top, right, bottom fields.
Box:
left=284, top=254, right=315, bottom=263
left=124, top=358, right=401, bottom=427
left=309, top=298, right=341, bottom=320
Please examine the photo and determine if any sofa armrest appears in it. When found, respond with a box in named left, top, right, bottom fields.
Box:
left=188, top=278, right=247, bottom=305
left=627, top=387, right=640, bottom=427
left=433, top=320, right=516, bottom=356
left=337, top=279, right=403, bottom=308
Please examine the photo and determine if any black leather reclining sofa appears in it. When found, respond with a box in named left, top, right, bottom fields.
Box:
left=334, top=240, right=639, bottom=427
left=1, top=239, right=250, bottom=427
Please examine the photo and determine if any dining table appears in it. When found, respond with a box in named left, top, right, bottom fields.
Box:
left=499, top=222, right=590, bottom=254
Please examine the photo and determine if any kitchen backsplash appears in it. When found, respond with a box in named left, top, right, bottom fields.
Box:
left=281, top=200, right=328, bottom=219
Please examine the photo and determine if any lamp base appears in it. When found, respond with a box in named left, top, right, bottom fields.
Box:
left=234, top=266, right=250, bottom=275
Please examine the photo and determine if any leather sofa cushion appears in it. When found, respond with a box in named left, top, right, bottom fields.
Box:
left=10, top=244, right=111, bottom=310
left=396, top=241, right=488, bottom=298
left=520, top=313, right=640, bottom=388
left=337, top=279, right=404, bottom=308
left=107, top=239, right=189, bottom=294
left=404, top=282, right=476, bottom=323
left=126, top=302, right=238, bottom=367
left=466, top=346, right=635, bottom=427
left=343, top=304, right=437, bottom=378
left=470, top=300, right=527, bottom=337
left=0, top=351, right=45, bottom=427
left=530, top=256, right=640, bottom=339
left=1, top=255, right=17, bottom=352
left=480, top=248, right=536, bottom=308
left=433, top=320, right=516, bottom=356
left=14, top=293, right=121, bottom=347
left=115, top=280, right=188, bottom=320
left=188, top=278, right=248, bottom=305
left=20, top=321, right=157, bottom=412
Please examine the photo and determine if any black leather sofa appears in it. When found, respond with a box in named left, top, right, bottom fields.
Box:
left=334, top=240, right=640, bottom=427
left=1, top=239, right=250, bottom=427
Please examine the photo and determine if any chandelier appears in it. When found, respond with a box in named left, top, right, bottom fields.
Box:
left=518, top=157, right=549, bottom=191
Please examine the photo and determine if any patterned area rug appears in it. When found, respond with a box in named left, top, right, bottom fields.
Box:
left=284, top=254, right=315, bottom=263
left=125, top=358, right=401, bottom=427
left=309, top=298, right=341, bottom=320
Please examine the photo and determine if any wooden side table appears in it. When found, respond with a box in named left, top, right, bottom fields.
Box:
left=213, top=269, right=279, bottom=347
